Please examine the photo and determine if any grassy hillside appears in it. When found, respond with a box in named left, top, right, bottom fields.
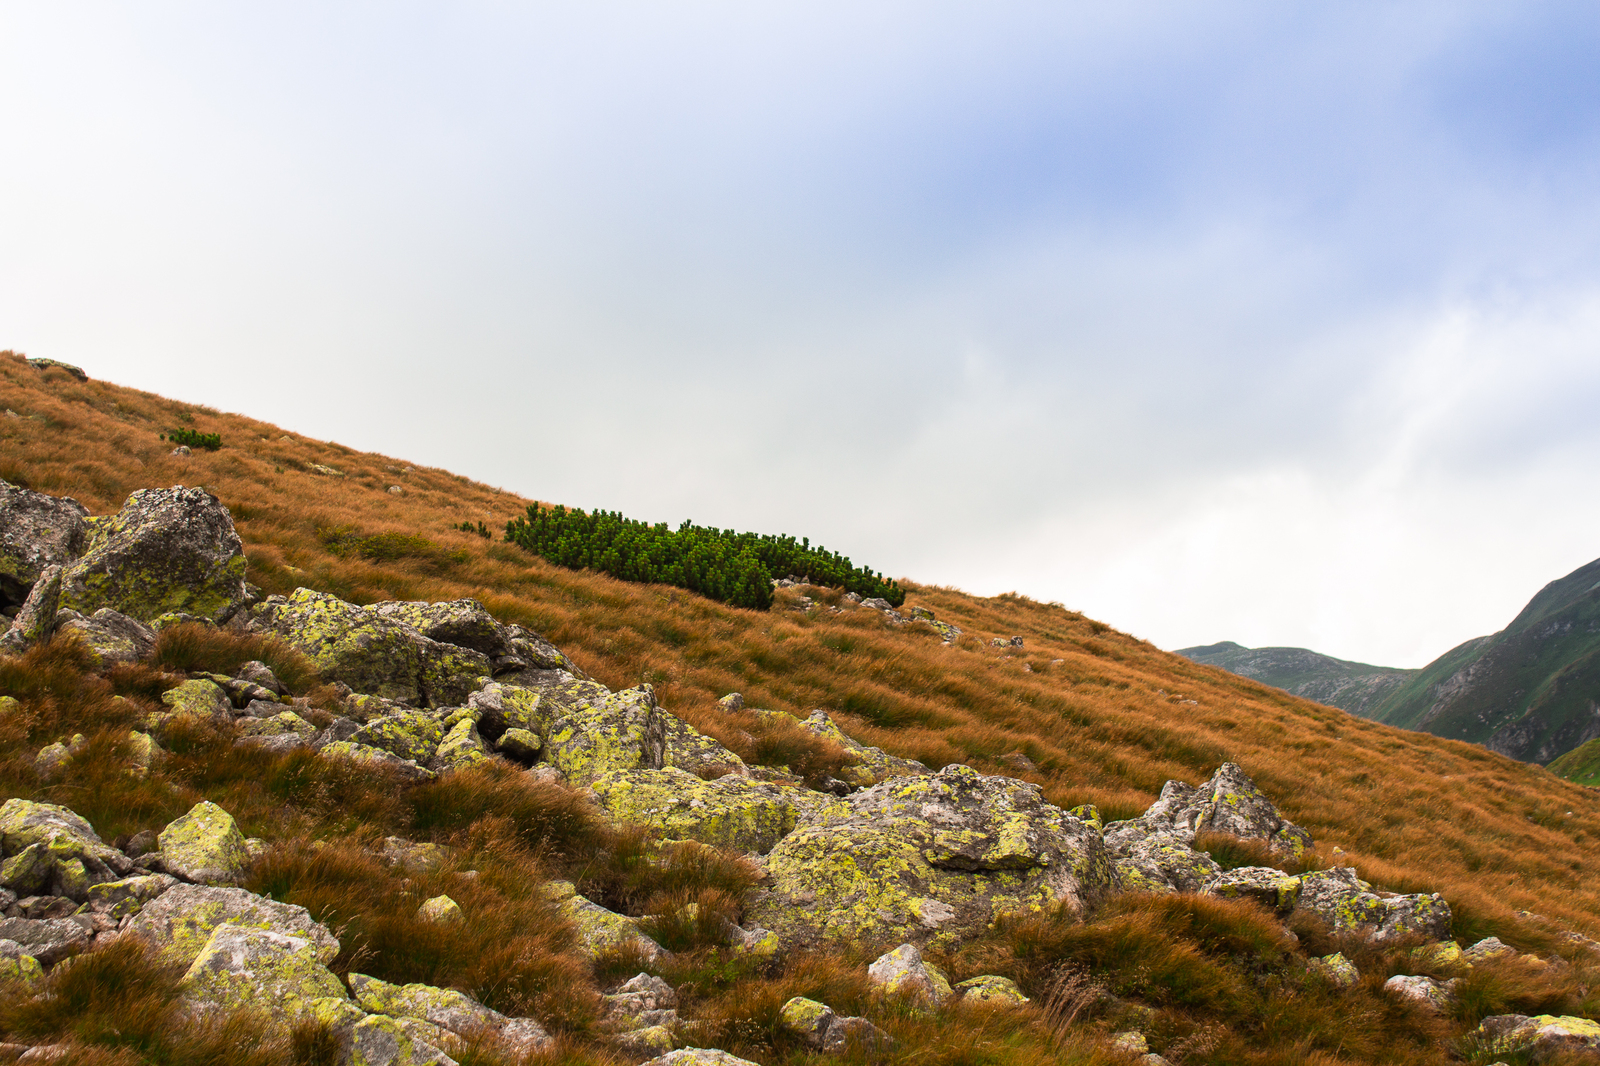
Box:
left=1370, top=559, right=1600, bottom=763
left=1175, top=642, right=1416, bottom=719
left=5, top=351, right=1600, bottom=1064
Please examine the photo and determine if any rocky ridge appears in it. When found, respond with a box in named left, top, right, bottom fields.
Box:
left=2, top=481, right=1597, bottom=1064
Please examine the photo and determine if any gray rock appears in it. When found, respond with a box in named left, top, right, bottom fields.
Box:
left=26, top=357, right=88, bottom=382
left=0, top=917, right=92, bottom=966
left=1114, top=836, right=1222, bottom=894
left=255, top=589, right=489, bottom=707
left=538, top=681, right=667, bottom=786
left=1104, top=763, right=1312, bottom=861
left=0, top=844, right=53, bottom=896
left=748, top=764, right=1114, bottom=949
left=716, top=693, right=744, bottom=713
left=0, top=484, right=86, bottom=610
left=128, top=883, right=339, bottom=967
left=1202, top=866, right=1303, bottom=912
left=639, top=1051, right=763, bottom=1066
left=157, top=801, right=251, bottom=886
left=55, top=608, right=157, bottom=666
left=320, top=741, right=437, bottom=783
left=235, top=660, right=287, bottom=694
left=1384, top=974, right=1457, bottom=1013
left=1, top=564, right=63, bottom=652
left=1295, top=867, right=1452, bottom=942
left=823, top=1016, right=894, bottom=1055
left=313, top=717, right=363, bottom=749
left=867, top=943, right=953, bottom=1004
left=58, top=486, right=248, bottom=623
left=0, top=799, right=133, bottom=886
left=1472, top=1014, right=1600, bottom=1062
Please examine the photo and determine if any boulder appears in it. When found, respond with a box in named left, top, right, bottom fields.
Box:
left=1383, top=974, right=1457, bottom=1013
left=158, top=801, right=251, bottom=886
left=779, top=997, right=836, bottom=1049
left=1, top=844, right=52, bottom=896
left=0, top=799, right=133, bottom=887
left=1464, top=936, right=1517, bottom=964
left=747, top=764, right=1114, bottom=948
left=320, top=741, right=437, bottom=783
left=351, top=711, right=445, bottom=764
left=58, top=486, right=248, bottom=623
left=85, top=874, right=178, bottom=918
left=661, top=715, right=748, bottom=778
left=1309, top=952, right=1360, bottom=989
left=55, top=608, right=156, bottom=666
left=823, top=1016, right=895, bottom=1054
left=1104, top=764, right=1312, bottom=859
left=0, top=917, right=91, bottom=966
left=350, top=972, right=550, bottom=1052
left=417, top=895, right=462, bottom=924
left=1115, top=836, right=1223, bottom=894
left=1294, top=867, right=1451, bottom=943
left=180, top=922, right=346, bottom=1010
left=0, top=484, right=86, bottom=609
left=432, top=711, right=491, bottom=772
left=370, top=599, right=505, bottom=657
left=496, top=728, right=541, bottom=760
left=867, top=943, right=953, bottom=1005
left=1203, top=866, right=1303, bottom=913
left=638, top=1051, right=763, bottom=1066
left=540, top=681, right=667, bottom=786
left=159, top=679, right=232, bottom=720
left=0, top=938, right=44, bottom=986
left=791, top=709, right=927, bottom=788
left=956, top=975, right=1029, bottom=1006
left=128, top=883, right=339, bottom=967
left=1, top=564, right=62, bottom=652
left=547, top=882, right=667, bottom=962
left=588, top=767, right=813, bottom=853
left=1472, top=1014, right=1600, bottom=1062
left=255, top=588, right=489, bottom=707
left=237, top=712, right=317, bottom=740
left=466, top=682, right=549, bottom=737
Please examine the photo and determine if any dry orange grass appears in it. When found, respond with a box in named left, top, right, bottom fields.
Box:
left=3, top=350, right=1598, bottom=956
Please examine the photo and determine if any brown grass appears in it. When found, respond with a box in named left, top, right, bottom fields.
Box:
left=5, top=351, right=1600, bottom=1062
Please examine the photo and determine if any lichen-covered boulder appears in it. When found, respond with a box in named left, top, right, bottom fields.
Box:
left=129, top=883, right=339, bottom=967
left=1294, top=867, right=1451, bottom=943
left=1, top=843, right=52, bottom=895
left=541, top=681, right=666, bottom=786
left=320, top=740, right=437, bottom=783
left=238, top=712, right=317, bottom=740
left=1472, top=1014, right=1600, bottom=1062
left=1464, top=937, right=1516, bottom=964
left=1114, top=836, right=1223, bottom=894
left=867, top=943, right=953, bottom=1004
left=370, top=598, right=505, bottom=657
left=790, top=709, right=927, bottom=788
left=823, top=1016, right=894, bottom=1055
left=0, top=798, right=132, bottom=888
left=352, top=711, right=445, bottom=764
left=1, top=563, right=63, bottom=651
left=588, top=768, right=812, bottom=853
left=467, top=682, right=549, bottom=736
left=1203, top=866, right=1302, bottom=913
left=256, top=588, right=490, bottom=707
left=350, top=972, right=550, bottom=1052
left=417, top=895, right=462, bottom=924
left=1310, top=952, right=1360, bottom=989
left=432, top=712, right=490, bottom=772
left=780, top=997, right=836, bottom=1049
left=639, top=1050, right=763, bottom=1066
left=57, top=487, right=248, bottom=623
left=1384, top=974, right=1457, bottom=1013
left=85, top=874, right=177, bottom=919
left=160, top=678, right=232, bottom=720
left=0, top=917, right=92, bottom=966
left=159, top=801, right=250, bottom=886
left=546, top=882, right=668, bottom=961
left=747, top=764, right=1114, bottom=948
left=296, top=998, right=457, bottom=1066
left=1105, top=764, right=1311, bottom=859
left=605, top=972, right=678, bottom=1029
left=56, top=608, right=157, bottom=666
left=0, top=483, right=86, bottom=608
left=496, top=728, right=541, bottom=760
left=956, top=975, right=1029, bottom=1006
left=660, top=715, right=747, bottom=778
left=0, top=938, right=44, bottom=986
left=181, top=922, right=346, bottom=1011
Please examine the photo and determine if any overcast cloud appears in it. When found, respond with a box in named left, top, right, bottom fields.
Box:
left=3, top=2, right=1599, bottom=668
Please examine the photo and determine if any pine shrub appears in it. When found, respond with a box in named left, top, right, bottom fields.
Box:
left=504, top=503, right=904, bottom=610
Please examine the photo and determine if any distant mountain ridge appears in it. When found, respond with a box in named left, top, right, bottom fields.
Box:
left=1370, top=557, right=1600, bottom=764
left=1175, top=642, right=1416, bottom=718
left=1182, top=555, right=1600, bottom=767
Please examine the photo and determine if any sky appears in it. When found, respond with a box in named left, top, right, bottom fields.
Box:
left=3, top=3, right=1600, bottom=669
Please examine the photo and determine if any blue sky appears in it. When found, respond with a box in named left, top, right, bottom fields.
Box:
left=4, top=3, right=1600, bottom=667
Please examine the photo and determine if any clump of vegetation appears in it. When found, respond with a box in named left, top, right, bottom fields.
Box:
left=504, top=503, right=904, bottom=610
left=317, top=525, right=467, bottom=568
left=162, top=427, right=222, bottom=451
left=455, top=520, right=492, bottom=539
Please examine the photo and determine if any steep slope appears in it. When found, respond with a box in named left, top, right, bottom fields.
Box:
left=3, top=349, right=1599, bottom=948
left=1370, top=558, right=1600, bottom=763
left=1547, top=737, right=1600, bottom=786
left=1175, top=641, right=1416, bottom=718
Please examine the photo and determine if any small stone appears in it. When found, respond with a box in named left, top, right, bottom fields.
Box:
left=388, top=485, right=404, bottom=495
left=417, top=894, right=463, bottom=924
left=779, top=996, right=836, bottom=1049
left=823, top=1016, right=894, bottom=1055
left=171, top=446, right=192, bottom=457
left=1383, top=974, right=1457, bottom=1013
left=1112, top=1031, right=1150, bottom=1054
left=0, top=917, right=92, bottom=966
left=716, top=693, right=744, bottom=713
left=1463, top=936, right=1516, bottom=963
left=33, top=742, right=71, bottom=782
left=638, top=1050, right=764, bottom=1066
left=496, top=727, right=542, bottom=760
left=1310, top=952, right=1360, bottom=989
left=956, top=975, right=1029, bottom=1006
left=867, top=943, right=953, bottom=1005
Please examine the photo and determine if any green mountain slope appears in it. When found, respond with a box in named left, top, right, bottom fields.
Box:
left=1370, top=557, right=1600, bottom=763
left=1174, top=641, right=1416, bottom=718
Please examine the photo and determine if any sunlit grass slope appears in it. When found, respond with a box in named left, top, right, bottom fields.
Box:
left=3, top=350, right=1598, bottom=948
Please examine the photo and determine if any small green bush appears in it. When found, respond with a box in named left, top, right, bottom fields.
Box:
left=504, top=503, right=904, bottom=610
left=162, top=427, right=222, bottom=450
